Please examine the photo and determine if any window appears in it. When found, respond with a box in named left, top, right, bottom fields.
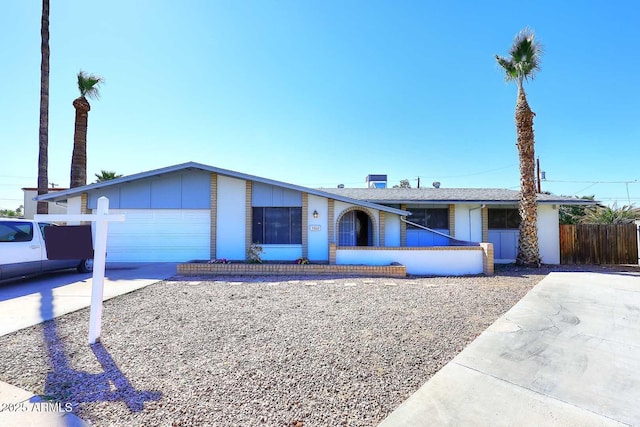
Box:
left=252, top=207, right=302, bottom=244
left=488, top=209, right=521, bottom=229
left=0, top=221, right=34, bottom=242
left=406, top=208, right=449, bottom=230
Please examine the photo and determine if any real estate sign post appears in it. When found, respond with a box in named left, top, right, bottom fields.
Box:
left=35, top=196, right=125, bottom=344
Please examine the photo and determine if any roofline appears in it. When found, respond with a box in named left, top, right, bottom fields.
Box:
left=356, top=199, right=598, bottom=205
left=34, top=162, right=411, bottom=217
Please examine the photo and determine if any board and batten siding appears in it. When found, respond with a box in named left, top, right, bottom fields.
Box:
left=250, top=182, right=303, bottom=261
left=86, top=170, right=210, bottom=209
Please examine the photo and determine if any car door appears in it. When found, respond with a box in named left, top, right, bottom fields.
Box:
left=0, top=220, right=43, bottom=280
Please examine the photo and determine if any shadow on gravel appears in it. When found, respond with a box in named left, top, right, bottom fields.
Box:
left=33, top=287, right=162, bottom=412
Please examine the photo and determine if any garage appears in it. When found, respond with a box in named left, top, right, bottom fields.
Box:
left=103, top=209, right=210, bottom=262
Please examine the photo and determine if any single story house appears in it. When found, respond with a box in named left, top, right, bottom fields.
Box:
left=34, top=162, right=591, bottom=274
left=21, top=187, right=69, bottom=219
left=320, top=184, right=593, bottom=264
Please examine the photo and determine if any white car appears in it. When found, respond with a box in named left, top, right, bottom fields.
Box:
left=0, top=218, right=93, bottom=281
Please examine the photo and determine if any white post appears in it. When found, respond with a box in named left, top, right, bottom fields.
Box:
left=35, top=196, right=124, bottom=345
left=88, top=197, right=110, bottom=344
left=636, top=220, right=640, bottom=267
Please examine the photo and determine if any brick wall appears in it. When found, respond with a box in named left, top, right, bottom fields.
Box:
left=448, top=204, right=455, bottom=237
left=210, top=173, right=217, bottom=259
left=480, top=242, right=494, bottom=275
left=178, top=262, right=407, bottom=278
left=302, top=193, right=309, bottom=258
left=481, top=206, right=489, bottom=243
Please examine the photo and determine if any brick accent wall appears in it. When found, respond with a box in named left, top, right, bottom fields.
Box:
left=481, top=206, right=489, bottom=242
left=379, top=211, right=385, bottom=246
left=81, top=193, right=88, bottom=214
left=329, top=243, right=337, bottom=265
left=400, top=204, right=407, bottom=246
left=178, top=262, right=406, bottom=278
left=210, top=174, right=217, bottom=259
left=328, top=199, right=335, bottom=243
left=302, top=193, right=309, bottom=258
left=480, top=242, right=495, bottom=275
left=448, top=204, right=455, bottom=237
left=245, top=181, right=252, bottom=258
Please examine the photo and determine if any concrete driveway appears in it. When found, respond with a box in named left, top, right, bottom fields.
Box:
left=0, top=262, right=177, bottom=336
left=379, top=271, right=640, bottom=426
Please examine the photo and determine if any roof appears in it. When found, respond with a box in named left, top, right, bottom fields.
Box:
left=22, top=187, right=69, bottom=192
left=318, top=187, right=597, bottom=205
left=34, top=162, right=411, bottom=217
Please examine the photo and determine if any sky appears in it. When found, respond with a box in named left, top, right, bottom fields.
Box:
left=1, top=1, right=639, bottom=211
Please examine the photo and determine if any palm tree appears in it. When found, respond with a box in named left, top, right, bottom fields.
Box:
left=581, top=203, right=640, bottom=224
left=94, top=170, right=123, bottom=183
left=37, top=0, right=50, bottom=214
left=496, top=28, right=543, bottom=267
left=70, top=71, right=104, bottom=188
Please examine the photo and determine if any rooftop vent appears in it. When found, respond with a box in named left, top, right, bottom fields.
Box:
left=366, top=174, right=387, bottom=189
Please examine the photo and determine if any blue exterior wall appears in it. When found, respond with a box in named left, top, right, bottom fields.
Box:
left=252, top=182, right=302, bottom=207
left=87, top=170, right=210, bottom=209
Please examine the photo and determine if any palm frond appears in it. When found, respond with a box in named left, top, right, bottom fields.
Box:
left=495, top=27, right=543, bottom=85
left=495, top=55, right=518, bottom=82
left=77, top=70, right=105, bottom=100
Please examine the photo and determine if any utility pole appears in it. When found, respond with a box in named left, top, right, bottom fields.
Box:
left=536, top=158, right=541, bottom=193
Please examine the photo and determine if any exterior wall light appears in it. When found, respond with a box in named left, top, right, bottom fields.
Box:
left=313, top=210, right=319, bottom=219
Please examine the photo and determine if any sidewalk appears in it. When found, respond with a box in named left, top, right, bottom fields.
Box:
left=379, top=271, right=640, bottom=426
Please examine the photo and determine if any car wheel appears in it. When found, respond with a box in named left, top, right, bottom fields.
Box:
left=78, top=259, right=94, bottom=273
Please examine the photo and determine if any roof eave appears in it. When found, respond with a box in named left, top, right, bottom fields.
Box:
left=35, top=161, right=411, bottom=216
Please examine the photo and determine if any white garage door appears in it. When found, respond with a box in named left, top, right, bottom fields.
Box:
left=103, top=209, right=210, bottom=262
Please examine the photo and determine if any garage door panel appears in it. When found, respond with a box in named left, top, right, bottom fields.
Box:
left=103, top=209, right=210, bottom=262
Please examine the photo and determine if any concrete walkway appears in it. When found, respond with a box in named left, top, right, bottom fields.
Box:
left=0, top=263, right=176, bottom=426
left=379, top=271, right=640, bottom=426
left=0, top=262, right=177, bottom=336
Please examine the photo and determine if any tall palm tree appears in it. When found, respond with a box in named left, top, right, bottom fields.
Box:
left=496, top=28, right=543, bottom=267
left=70, top=71, right=104, bottom=188
left=37, top=0, right=50, bottom=214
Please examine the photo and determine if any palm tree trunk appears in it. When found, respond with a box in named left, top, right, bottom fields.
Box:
left=70, top=97, right=91, bottom=188
left=37, top=0, right=50, bottom=214
left=515, top=87, right=541, bottom=266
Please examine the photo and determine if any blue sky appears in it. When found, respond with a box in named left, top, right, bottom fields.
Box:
left=1, top=1, right=639, bottom=210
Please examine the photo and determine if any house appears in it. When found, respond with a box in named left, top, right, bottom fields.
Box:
left=34, top=162, right=590, bottom=274
left=320, top=183, right=592, bottom=264
left=34, top=162, right=409, bottom=263
left=21, top=187, right=69, bottom=219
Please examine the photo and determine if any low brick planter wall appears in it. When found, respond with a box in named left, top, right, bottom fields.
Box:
left=177, top=263, right=407, bottom=278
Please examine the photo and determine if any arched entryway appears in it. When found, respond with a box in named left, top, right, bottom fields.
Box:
left=338, top=209, right=374, bottom=246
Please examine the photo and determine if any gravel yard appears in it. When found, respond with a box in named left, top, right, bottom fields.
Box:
left=0, top=265, right=626, bottom=426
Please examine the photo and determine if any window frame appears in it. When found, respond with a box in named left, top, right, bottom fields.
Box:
left=0, top=221, right=34, bottom=243
left=252, top=207, right=302, bottom=245
left=406, top=208, right=449, bottom=230
left=488, top=208, right=521, bottom=229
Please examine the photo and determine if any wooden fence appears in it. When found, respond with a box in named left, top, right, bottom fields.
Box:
left=560, top=223, right=639, bottom=265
